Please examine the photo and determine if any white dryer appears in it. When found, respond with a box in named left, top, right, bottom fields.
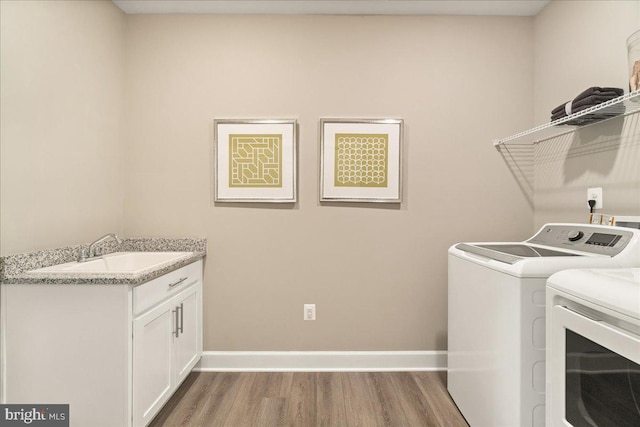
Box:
left=546, top=268, right=640, bottom=427
left=447, top=223, right=640, bottom=427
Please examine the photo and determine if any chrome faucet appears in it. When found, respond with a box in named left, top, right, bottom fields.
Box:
left=78, top=233, right=122, bottom=262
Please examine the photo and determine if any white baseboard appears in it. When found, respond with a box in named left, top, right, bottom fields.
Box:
left=194, top=351, right=447, bottom=372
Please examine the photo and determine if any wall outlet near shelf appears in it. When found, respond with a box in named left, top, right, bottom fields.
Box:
left=304, top=304, right=316, bottom=321
left=587, top=187, right=603, bottom=209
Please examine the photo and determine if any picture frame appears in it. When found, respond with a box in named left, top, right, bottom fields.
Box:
left=320, top=118, right=403, bottom=203
left=214, top=119, right=297, bottom=203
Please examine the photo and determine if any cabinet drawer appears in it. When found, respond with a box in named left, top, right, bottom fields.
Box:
left=133, top=260, right=202, bottom=315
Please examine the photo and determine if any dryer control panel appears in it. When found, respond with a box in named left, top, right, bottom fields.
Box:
left=527, top=224, right=636, bottom=257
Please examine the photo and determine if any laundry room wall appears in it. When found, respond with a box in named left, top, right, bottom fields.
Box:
left=532, top=0, right=640, bottom=228
left=123, top=14, right=534, bottom=351
left=0, top=0, right=126, bottom=256
left=5, top=0, right=632, bottom=354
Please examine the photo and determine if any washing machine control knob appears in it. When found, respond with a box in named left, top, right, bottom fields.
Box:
left=568, top=231, right=584, bottom=241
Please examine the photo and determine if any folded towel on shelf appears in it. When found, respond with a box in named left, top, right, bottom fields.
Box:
left=551, top=103, right=618, bottom=121
left=572, top=86, right=623, bottom=101
left=550, top=101, right=619, bottom=121
left=551, top=93, right=623, bottom=115
left=550, top=86, right=625, bottom=124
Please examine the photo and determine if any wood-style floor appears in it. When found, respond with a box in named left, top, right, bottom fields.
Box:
left=149, top=371, right=468, bottom=427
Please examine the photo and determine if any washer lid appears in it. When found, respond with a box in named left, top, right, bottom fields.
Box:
left=547, top=268, right=640, bottom=320
left=475, top=244, right=582, bottom=258
left=454, top=243, right=583, bottom=265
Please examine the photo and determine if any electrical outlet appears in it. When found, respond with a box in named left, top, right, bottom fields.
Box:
left=587, top=187, right=603, bottom=209
left=304, top=304, right=316, bottom=321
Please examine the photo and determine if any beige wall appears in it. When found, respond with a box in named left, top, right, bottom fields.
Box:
left=0, top=0, right=125, bottom=255
left=532, top=0, right=640, bottom=227
left=4, top=1, right=637, bottom=352
left=123, top=15, right=534, bottom=351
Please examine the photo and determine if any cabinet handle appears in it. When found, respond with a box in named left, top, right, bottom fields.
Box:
left=168, top=277, right=188, bottom=288
left=178, top=303, right=184, bottom=335
left=173, top=308, right=179, bottom=337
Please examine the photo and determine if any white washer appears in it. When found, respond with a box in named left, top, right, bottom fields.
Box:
left=546, top=268, right=640, bottom=427
left=447, top=223, right=640, bottom=427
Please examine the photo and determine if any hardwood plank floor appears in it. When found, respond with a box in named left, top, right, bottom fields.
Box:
left=149, top=372, right=468, bottom=427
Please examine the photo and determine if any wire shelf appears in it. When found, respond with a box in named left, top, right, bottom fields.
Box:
left=493, top=91, right=640, bottom=147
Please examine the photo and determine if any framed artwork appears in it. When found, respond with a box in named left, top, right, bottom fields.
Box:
left=320, top=118, right=403, bottom=203
left=214, top=119, right=297, bottom=203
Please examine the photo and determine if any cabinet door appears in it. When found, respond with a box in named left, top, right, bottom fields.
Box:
left=132, top=297, right=176, bottom=427
left=173, top=284, right=202, bottom=386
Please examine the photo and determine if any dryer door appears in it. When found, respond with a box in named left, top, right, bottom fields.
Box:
left=549, top=305, right=640, bottom=427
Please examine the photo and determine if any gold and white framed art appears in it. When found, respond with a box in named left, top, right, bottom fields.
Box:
left=214, top=119, right=297, bottom=203
left=320, top=118, right=403, bottom=203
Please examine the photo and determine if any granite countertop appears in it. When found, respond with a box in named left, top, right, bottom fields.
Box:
left=0, top=238, right=206, bottom=286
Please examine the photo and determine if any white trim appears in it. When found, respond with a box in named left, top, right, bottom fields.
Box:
left=194, top=351, right=446, bottom=372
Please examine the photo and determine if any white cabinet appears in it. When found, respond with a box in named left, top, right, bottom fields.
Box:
left=132, top=283, right=201, bottom=427
left=132, top=296, right=175, bottom=426
left=0, top=259, right=203, bottom=427
left=172, top=286, right=200, bottom=384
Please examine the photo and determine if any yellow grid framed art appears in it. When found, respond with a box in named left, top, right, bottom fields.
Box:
left=214, top=119, right=297, bottom=203
left=320, top=118, right=403, bottom=203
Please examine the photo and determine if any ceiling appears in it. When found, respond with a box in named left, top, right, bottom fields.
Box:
left=112, top=0, right=551, bottom=16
